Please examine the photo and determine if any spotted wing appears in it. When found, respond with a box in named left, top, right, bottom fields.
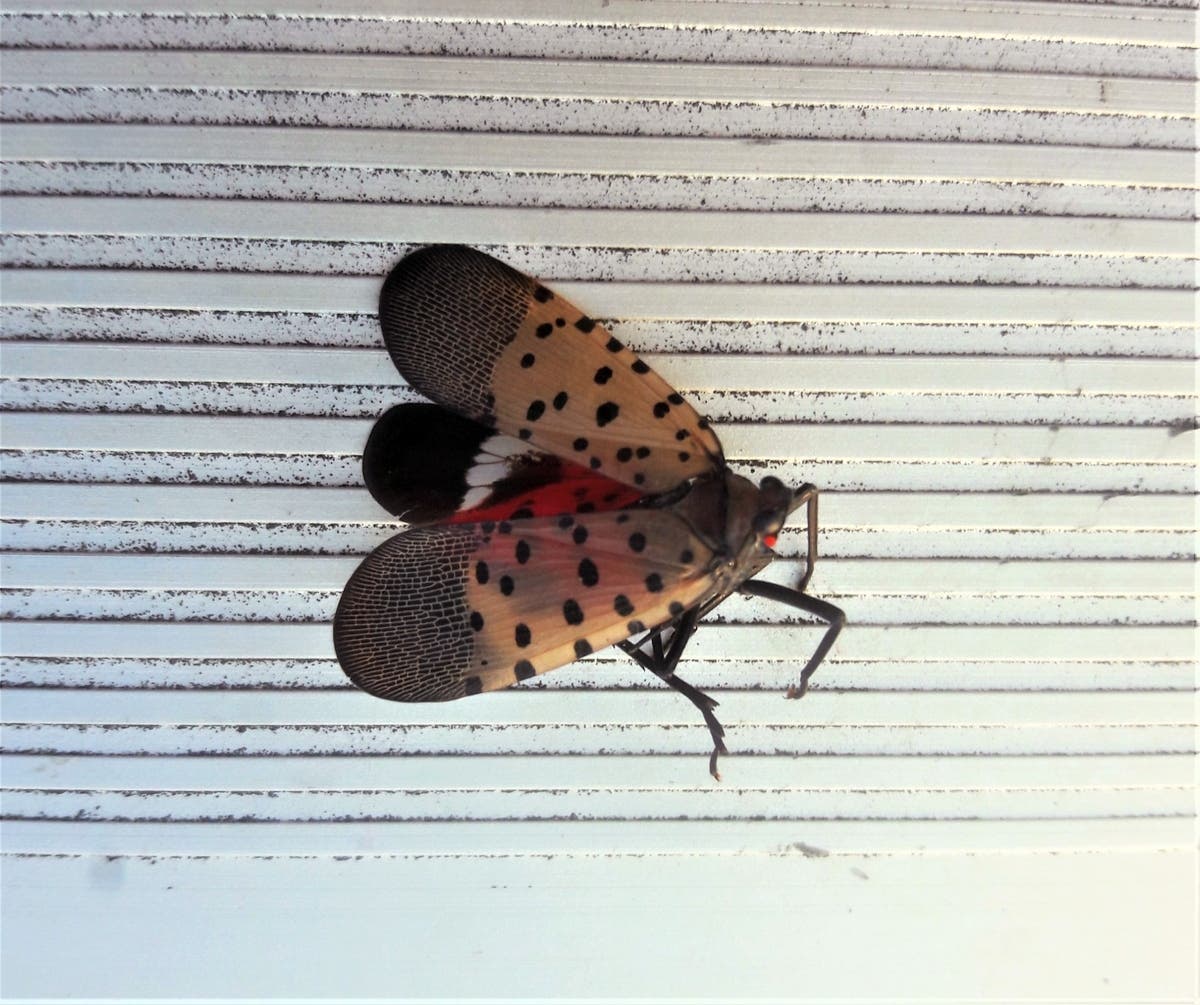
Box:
left=333, top=509, right=719, bottom=701
left=377, top=245, right=724, bottom=496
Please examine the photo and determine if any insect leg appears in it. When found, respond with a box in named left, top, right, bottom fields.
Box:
left=738, top=578, right=846, bottom=699
left=617, top=608, right=729, bottom=779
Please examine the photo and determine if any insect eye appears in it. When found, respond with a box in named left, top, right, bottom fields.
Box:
left=753, top=510, right=782, bottom=542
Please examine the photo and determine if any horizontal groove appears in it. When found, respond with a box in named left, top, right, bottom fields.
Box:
left=5, top=785, right=1193, bottom=823
left=0, top=7, right=1192, bottom=78
left=3, top=585, right=1195, bottom=626
left=6, top=235, right=1195, bottom=287
left=6, top=382, right=1196, bottom=425
left=4, top=683, right=1194, bottom=725
left=1, top=621, right=1194, bottom=662
left=4, top=413, right=1195, bottom=459
left=2, top=448, right=1193, bottom=492
left=2, top=307, right=1194, bottom=357
left=3, top=751, right=1193, bottom=789
left=3, top=520, right=1194, bottom=560
left=2, top=485, right=1193, bottom=527
left=3, top=52, right=1191, bottom=113
left=1, top=162, right=1194, bottom=219
left=2, top=85, right=1191, bottom=148
left=3, top=554, right=1195, bottom=588
left=2, top=720, right=1195, bottom=758
left=4, top=199, right=1194, bottom=253
left=3, top=126, right=1194, bottom=184
left=3, top=345, right=1137, bottom=396
left=1, top=818, right=1192, bottom=858
left=4, top=341, right=1195, bottom=389
left=2, top=657, right=1193, bottom=692
left=2, top=270, right=1193, bottom=325
left=2, top=0, right=1194, bottom=42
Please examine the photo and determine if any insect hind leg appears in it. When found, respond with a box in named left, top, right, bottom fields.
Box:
left=617, top=607, right=728, bottom=780
left=738, top=579, right=845, bottom=699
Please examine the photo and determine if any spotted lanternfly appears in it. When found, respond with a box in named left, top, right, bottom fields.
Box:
left=334, top=245, right=845, bottom=778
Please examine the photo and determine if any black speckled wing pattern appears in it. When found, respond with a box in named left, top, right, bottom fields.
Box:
left=377, top=244, right=724, bottom=495
left=335, top=245, right=729, bottom=701
left=335, top=510, right=718, bottom=700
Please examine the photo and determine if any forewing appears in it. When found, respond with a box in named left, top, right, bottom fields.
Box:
left=378, top=245, right=724, bottom=495
left=333, top=509, right=719, bottom=702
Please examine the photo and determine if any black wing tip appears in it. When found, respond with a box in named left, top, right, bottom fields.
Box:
left=332, top=530, right=475, bottom=704
left=381, top=244, right=464, bottom=310
left=383, top=243, right=485, bottom=291
left=379, top=244, right=529, bottom=312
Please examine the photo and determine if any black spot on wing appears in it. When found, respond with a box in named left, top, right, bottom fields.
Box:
left=578, top=558, right=599, bottom=587
left=596, top=402, right=620, bottom=427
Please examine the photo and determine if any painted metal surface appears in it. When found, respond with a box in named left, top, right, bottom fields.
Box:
left=1, top=0, right=1196, bottom=1000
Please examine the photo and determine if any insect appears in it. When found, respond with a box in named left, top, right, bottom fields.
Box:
left=334, top=245, right=845, bottom=778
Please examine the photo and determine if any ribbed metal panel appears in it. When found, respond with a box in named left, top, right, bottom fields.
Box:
left=1, top=1, right=1196, bottom=999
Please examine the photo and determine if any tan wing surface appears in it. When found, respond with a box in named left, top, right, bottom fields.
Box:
left=333, top=508, right=719, bottom=701
left=377, top=245, right=724, bottom=496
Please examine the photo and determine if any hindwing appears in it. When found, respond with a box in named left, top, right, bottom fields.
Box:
left=362, top=402, right=643, bottom=524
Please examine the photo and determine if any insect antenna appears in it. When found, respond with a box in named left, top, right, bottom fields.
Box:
left=788, top=483, right=822, bottom=592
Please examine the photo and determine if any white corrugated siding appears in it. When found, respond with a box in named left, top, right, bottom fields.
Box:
left=1, top=1, right=1196, bottom=999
